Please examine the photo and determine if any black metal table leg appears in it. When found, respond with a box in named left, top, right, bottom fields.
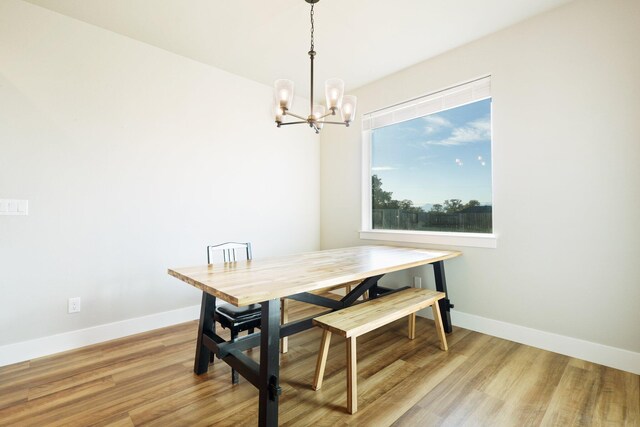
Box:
left=194, top=291, right=216, bottom=374
left=258, top=299, right=281, bottom=427
left=433, top=261, right=453, bottom=334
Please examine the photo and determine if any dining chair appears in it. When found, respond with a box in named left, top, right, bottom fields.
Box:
left=207, top=242, right=261, bottom=385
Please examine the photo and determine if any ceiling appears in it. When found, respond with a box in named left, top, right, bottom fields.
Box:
left=24, top=0, right=572, bottom=98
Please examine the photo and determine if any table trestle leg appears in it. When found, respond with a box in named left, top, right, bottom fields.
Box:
left=194, top=291, right=216, bottom=375
left=433, top=261, right=453, bottom=333
left=258, top=299, right=281, bottom=426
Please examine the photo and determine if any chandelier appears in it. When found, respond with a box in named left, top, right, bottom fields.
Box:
left=274, top=0, right=357, bottom=134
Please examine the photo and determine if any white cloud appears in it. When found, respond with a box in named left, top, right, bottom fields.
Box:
left=372, top=166, right=396, bottom=171
left=422, top=115, right=452, bottom=134
left=423, top=116, right=490, bottom=146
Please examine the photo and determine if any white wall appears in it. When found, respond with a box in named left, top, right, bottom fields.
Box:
left=320, top=0, right=640, bottom=370
left=0, top=0, right=319, bottom=352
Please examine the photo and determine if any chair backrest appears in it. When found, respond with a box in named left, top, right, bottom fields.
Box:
left=206, top=242, right=252, bottom=264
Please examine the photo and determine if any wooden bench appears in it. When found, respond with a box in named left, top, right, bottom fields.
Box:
left=311, top=287, right=448, bottom=414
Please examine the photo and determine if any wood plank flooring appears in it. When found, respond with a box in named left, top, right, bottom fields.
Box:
left=1, top=299, right=638, bottom=426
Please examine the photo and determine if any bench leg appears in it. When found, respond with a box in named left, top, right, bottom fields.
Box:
left=408, top=313, right=416, bottom=340
left=312, top=330, right=332, bottom=391
left=280, top=298, right=288, bottom=354
left=346, top=336, right=357, bottom=414
left=431, top=302, right=448, bottom=351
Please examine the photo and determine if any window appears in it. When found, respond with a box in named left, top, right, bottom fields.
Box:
left=360, top=76, right=496, bottom=248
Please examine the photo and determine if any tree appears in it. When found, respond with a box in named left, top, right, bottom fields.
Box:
left=399, top=199, right=414, bottom=211
left=371, top=175, right=395, bottom=209
left=443, top=199, right=464, bottom=213
left=430, top=204, right=444, bottom=213
left=465, top=200, right=480, bottom=209
left=372, top=175, right=422, bottom=212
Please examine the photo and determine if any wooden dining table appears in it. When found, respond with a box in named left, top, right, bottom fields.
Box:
left=168, top=245, right=461, bottom=426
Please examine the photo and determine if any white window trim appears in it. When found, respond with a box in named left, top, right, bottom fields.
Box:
left=359, top=229, right=497, bottom=249
left=360, top=76, right=496, bottom=249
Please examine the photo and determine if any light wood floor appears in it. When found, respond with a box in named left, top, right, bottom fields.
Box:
left=1, top=299, right=638, bottom=426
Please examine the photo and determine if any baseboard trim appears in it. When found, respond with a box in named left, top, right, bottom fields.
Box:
left=418, top=308, right=639, bottom=375
left=3, top=305, right=638, bottom=375
left=0, top=305, right=200, bottom=367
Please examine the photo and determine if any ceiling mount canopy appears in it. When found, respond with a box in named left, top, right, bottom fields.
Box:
left=274, top=0, right=357, bottom=134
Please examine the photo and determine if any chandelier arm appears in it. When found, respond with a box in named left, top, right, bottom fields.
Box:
left=284, top=110, right=308, bottom=121
left=322, top=121, right=350, bottom=125
left=317, top=110, right=336, bottom=120
left=279, top=121, right=309, bottom=126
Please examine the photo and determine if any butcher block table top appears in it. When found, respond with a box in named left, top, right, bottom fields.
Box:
left=168, top=245, right=461, bottom=306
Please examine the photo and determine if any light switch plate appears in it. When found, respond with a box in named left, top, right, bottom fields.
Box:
left=0, top=199, right=28, bottom=215
left=17, top=200, right=28, bottom=214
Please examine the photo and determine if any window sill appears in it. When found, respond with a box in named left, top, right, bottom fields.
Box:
left=359, top=229, right=497, bottom=249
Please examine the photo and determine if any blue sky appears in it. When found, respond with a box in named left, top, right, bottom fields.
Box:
left=371, top=98, right=492, bottom=207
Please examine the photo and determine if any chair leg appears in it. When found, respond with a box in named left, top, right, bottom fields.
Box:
left=209, top=321, right=216, bottom=364
left=281, top=298, right=288, bottom=354
left=230, top=328, right=239, bottom=384
left=431, top=302, right=448, bottom=351
left=346, top=336, right=357, bottom=414
left=408, top=313, right=416, bottom=340
left=312, top=330, right=332, bottom=391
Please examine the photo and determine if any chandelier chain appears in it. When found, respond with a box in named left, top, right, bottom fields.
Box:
left=310, top=4, right=315, bottom=52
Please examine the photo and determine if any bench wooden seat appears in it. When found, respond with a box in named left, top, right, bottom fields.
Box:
left=311, top=287, right=448, bottom=414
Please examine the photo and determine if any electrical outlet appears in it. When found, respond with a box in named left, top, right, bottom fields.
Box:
left=413, top=277, right=422, bottom=288
left=68, top=297, right=81, bottom=313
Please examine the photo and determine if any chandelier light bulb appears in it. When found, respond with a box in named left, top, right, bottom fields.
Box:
left=274, top=79, right=294, bottom=110
left=341, top=95, right=357, bottom=124
left=325, top=78, right=344, bottom=110
left=312, top=104, right=326, bottom=129
left=274, top=105, right=285, bottom=124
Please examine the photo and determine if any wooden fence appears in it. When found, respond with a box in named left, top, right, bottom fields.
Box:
left=372, top=209, right=492, bottom=233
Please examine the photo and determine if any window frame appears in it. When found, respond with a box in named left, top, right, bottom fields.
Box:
left=359, top=77, right=497, bottom=249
